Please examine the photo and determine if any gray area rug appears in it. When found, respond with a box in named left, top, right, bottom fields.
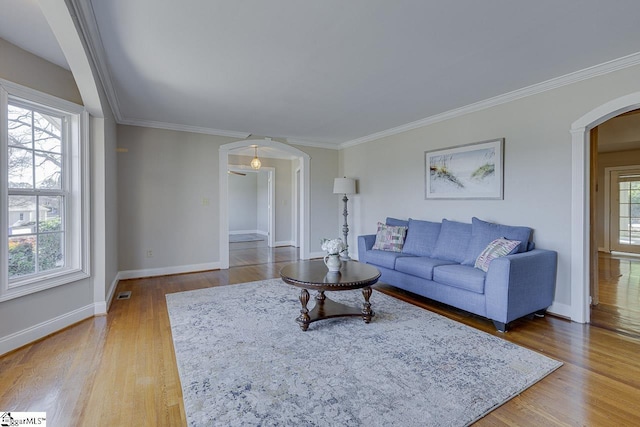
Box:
left=166, top=279, right=562, bottom=426
left=229, top=233, right=265, bottom=243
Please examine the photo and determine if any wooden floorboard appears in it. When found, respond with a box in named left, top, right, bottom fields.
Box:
left=591, top=252, right=640, bottom=338
left=2, top=247, right=640, bottom=426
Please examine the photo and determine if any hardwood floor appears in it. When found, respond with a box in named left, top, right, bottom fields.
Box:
left=2, top=247, right=640, bottom=426
left=591, top=252, right=640, bottom=337
left=229, top=238, right=299, bottom=268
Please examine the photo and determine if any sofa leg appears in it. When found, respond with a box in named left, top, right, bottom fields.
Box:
left=492, top=321, right=507, bottom=333
left=534, top=309, right=546, bottom=318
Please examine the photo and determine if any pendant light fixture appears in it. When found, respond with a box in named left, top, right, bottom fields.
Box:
left=250, top=146, right=262, bottom=170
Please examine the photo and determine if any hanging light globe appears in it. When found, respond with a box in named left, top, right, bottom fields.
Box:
left=251, top=146, right=261, bottom=170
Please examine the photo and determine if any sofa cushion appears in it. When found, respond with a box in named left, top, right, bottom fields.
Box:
left=433, top=264, right=486, bottom=294
left=430, top=219, right=472, bottom=263
left=395, top=256, right=456, bottom=280
left=364, top=250, right=412, bottom=270
left=386, top=217, right=409, bottom=227
left=402, top=219, right=442, bottom=257
left=462, top=217, right=532, bottom=266
left=372, top=222, right=408, bottom=252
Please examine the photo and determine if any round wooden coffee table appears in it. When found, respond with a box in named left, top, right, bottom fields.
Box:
left=280, top=260, right=381, bottom=331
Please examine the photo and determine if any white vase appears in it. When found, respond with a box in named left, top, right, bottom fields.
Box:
left=323, top=254, right=342, bottom=272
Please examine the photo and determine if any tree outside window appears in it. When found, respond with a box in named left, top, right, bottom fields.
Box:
left=7, top=103, right=65, bottom=279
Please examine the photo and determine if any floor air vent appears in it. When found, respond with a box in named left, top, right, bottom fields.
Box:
left=117, top=291, right=131, bottom=300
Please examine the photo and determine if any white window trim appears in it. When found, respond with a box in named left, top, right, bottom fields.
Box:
left=0, top=78, right=90, bottom=302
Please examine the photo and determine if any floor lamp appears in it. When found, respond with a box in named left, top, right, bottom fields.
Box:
left=333, top=177, right=356, bottom=260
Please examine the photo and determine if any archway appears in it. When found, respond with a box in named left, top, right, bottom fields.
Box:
left=571, top=92, right=640, bottom=323
left=219, top=139, right=311, bottom=269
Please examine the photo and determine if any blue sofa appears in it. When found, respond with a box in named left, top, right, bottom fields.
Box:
left=357, top=217, right=558, bottom=332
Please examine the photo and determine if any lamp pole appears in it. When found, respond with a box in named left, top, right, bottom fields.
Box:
left=333, top=177, right=356, bottom=261
left=340, top=193, right=351, bottom=260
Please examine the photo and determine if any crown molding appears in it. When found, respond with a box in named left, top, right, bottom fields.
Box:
left=119, top=118, right=251, bottom=139
left=340, top=51, right=640, bottom=149
left=67, top=0, right=124, bottom=121
left=286, top=138, right=341, bottom=150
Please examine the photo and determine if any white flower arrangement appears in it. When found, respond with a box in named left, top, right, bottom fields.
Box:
left=321, top=238, right=346, bottom=256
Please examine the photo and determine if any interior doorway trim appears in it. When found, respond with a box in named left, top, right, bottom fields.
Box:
left=219, top=139, right=311, bottom=269
left=571, top=91, right=640, bottom=323
left=294, top=167, right=301, bottom=248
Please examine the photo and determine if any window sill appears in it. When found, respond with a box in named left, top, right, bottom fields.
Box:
left=0, top=269, right=90, bottom=302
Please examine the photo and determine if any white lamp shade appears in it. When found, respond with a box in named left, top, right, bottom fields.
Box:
left=333, top=178, right=356, bottom=195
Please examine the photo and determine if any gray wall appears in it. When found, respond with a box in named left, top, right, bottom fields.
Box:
left=0, top=38, right=81, bottom=104
left=229, top=173, right=258, bottom=232
left=117, top=125, right=236, bottom=272
left=295, top=145, right=340, bottom=254
left=341, top=63, right=640, bottom=310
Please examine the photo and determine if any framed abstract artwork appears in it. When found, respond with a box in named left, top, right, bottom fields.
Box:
left=425, top=138, right=504, bottom=199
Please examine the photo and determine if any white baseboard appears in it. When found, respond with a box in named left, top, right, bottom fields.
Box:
left=118, top=262, right=221, bottom=280
left=229, top=229, right=267, bottom=235
left=94, top=301, right=107, bottom=315
left=547, top=301, right=572, bottom=320
left=274, top=240, right=295, bottom=247
left=0, top=303, right=95, bottom=356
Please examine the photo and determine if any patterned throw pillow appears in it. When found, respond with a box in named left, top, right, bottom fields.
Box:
left=372, top=222, right=408, bottom=252
left=474, top=238, right=521, bottom=272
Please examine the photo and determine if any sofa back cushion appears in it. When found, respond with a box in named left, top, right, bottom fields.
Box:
left=430, top=219, right=472, bottom=263
left=386, top=217, right=409, bottom=228
left=402, top=219, right=441, bottom=257
left=462, top=217, right=532, bottom=266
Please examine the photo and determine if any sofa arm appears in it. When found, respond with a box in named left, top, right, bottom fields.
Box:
left=484, top=249, right=558, bottom=325
left=357, top=235, right=376, bottom=262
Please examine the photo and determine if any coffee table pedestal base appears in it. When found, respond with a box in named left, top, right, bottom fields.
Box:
left=296, top=288, right=374, bottom=331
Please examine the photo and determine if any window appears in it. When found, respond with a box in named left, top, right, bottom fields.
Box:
left=1, top=80, right=89, bottom=301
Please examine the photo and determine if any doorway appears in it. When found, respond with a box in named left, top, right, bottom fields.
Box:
left=589, top=109, right=640, bottom=335
left=219, top=139, right=311, bottom=269
left=571, top=92, right=640, bottom=324
left=228, top=166, right=274, bottom=248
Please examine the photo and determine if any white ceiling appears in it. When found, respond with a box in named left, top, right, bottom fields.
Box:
left=2, top=1, right=640, bottom=149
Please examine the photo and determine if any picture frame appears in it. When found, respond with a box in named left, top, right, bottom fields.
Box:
left=425, top=138, right=504, bottom=199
